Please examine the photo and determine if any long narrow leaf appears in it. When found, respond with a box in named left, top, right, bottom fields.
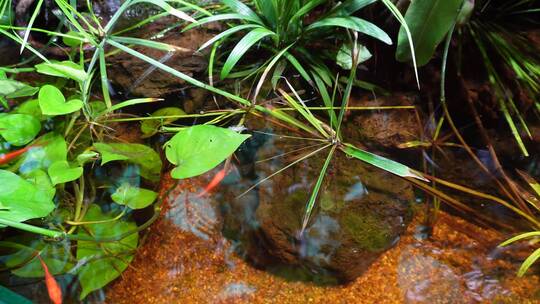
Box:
left=342, top=143, right=428, bottom=181
left=198, top=24, right=261, bottom=51
left=222, top=0, right=264, bottom=24
left=518, top=248, right=540, bottom=277
left=301, top=145, right=336, bottom=233
left=19, top=0, right=43, bottom=54
left=306, top=16, right=392, bottom=45
left=220, top=27, right=275, bottom=79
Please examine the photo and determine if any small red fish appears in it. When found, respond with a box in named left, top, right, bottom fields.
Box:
left=196, top=168, right=227, bottom=198
left=37, top=255, right=62, bottom=304
left=0, top=146, right=33, bottom=165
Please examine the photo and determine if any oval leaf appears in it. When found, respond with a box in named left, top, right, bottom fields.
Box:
left=0, top=169, right=55, bottom=223
left=111, top=183, right=158, bottom=209
left=48, top=160, right=83, bottom=186
left=140, top=107, right=186, bottom=138
left=93, top=143, right=162, bottom=181
left=38, top=85, right=83, bottom=116
left=35, top=60, right=88, bottom=82
left=76, top=205, right=138, bottom=300
left=0, top=114, right=41, bottom=146
left=165, top=125, right=250, bottom=179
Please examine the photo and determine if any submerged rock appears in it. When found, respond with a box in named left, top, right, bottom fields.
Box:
left=220, top=132, right=414, bottom=283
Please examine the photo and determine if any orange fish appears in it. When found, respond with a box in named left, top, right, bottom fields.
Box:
left=37, top=255, right=62, bottom=304
left=0, top=145, right=33, bottom=165
left=196, top=168, right=227, bottom=198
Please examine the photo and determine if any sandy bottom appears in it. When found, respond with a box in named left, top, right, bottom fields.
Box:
left=107, top=175, right=540, bottom=304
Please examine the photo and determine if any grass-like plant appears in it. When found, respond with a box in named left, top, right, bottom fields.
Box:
left=185, top=0, right=393, bottom=103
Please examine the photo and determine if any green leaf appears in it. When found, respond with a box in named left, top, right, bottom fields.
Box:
left=93, top=143, right=162, bottom=181
left=222, top=0, right=263, bottom=24
left=221, top=27, right=275, bottom=79
left=35, top=60, right=88, bottom=82
left=342, top=143, right=427, bottom=181
left=396, top=0, right=463, bottom=66
left=62, top=30, right=85, bottom=47
left=165, top=125, right=250, bottom=179
left=336, top=43, right=372, bottom=70
left=13, top=99, right=43, bottom=120
left=518, top=247, right=540, bottom=277
left=24, top=169, right=56, bottom=199
left=38, top=85, right=83, bottom=116
left=76, top=151, right=99, bottom=166
left=18, top=133, right=67, bottom=174
left=0, top=79, right=39, bottom=98
left=48, top=160, right=83, bottom=186
left=307, top=16, right=392, bottom=45
left=0, top=170, right=55, bottom=223
left=76, top=205, right=138, bottom=300
left=4, top=240, right=72, bottom=278
left=111, top=183, right=158, bottom=209
left=0, top=114, right=41, bottom=146
left=140, top=107, right=186, bottom=138
left=198, top=24, right=261, bottom=51
left=330, top=0, right=377, bottom=16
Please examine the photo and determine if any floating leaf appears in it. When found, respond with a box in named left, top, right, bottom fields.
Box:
left=0, top=169, right=55, bottom=223
left=76, top=205, right=138, bottom=300
left=141, top=107, right=186, bottom=138
left=38, top=85, right=83, bottom=116
left=35, top=60, right=88, bottom=82
left=165, top=125, right=250, bottom=179
left=93, top=143, right=162, bottom=181
left=48, top=160, right=83, bottom=185
left=0, top=114, right=41, bottom=146
left=111, top=183, right=158, bottom=209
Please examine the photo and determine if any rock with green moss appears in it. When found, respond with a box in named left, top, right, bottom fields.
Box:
left=248, top=141, right=414, bottom=282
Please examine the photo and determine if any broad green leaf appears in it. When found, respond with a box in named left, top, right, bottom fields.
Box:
left=4, top=240, right=71, bottom=278
left=0, top=114, right=41, bottom=146
left=24, top=169, right=56, bottom=199
left=141, top=107, right=186, bottom=138
left=76, top=151, right=99, bottom=166
left=165, top=125, right=250, bottom=179
left=396, top=0, right=463, bottom=66
left=336, top=43, right=372, bottom=70
left=38, top=85, right=83, bottom=116
left=111, top=183, right=158, bottom=209
left=221, top=27, right=275, bottom=79
left=48, top=161, right=83, bottom=186
left=93, top=143, right=162, bottom=181
left=307, top=16, right=392, bottom=45
left=0, top=170, right=55, bottom=223
left=342, top=143, right=427, bottom=181
left=0, top=79, right=39, bottom=98
left=76, top=205, right=138, bottom=300
left=62, top=30, right=85, bottom=47
left=14, top=99, right=43, bottom=120
left=18, top=133, right=67, bottom=174
left=35, top=60, right=88, bottom=82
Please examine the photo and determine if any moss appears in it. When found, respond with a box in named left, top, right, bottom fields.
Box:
left=342, top=213, right=392, bottom=252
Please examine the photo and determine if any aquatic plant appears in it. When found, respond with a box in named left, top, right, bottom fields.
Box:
left=185, top=0, right=403, bottom=102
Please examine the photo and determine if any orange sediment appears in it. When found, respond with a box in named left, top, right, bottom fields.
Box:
left=107, top=175, right=540, bottom=304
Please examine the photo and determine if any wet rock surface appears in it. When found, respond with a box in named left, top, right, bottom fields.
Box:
left=217, top=123, right=415, bottom=282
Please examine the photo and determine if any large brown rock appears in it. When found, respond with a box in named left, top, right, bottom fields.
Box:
left=251, top=147, right=414, bottom=282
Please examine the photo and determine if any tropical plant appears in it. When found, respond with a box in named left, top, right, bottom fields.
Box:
left=185, top=0, right=395, bottom=104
